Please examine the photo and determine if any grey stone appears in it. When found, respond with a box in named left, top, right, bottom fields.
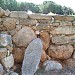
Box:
left=0, top=34, right=12, bottom=47
left=22, top=38, right=43, bottom=75
left=43, top=60, right=62, bottom=71
left=52, top=35, right=75, bottom=45
left=0, top=64, right=4, bottom=75
left=4, top=72, right=18, bottom=75
left=10, top=72, right=18, bottom=75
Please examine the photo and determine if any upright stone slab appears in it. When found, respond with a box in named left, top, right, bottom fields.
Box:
left=22, top=38, right=43, bottom=75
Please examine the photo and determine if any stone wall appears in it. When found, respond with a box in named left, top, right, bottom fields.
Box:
left=1, top=8, right=75, bottom=73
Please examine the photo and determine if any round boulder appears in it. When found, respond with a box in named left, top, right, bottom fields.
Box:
left=13, top=26, right=37, bottom=47
left=48, top=45, right=73, bottom=59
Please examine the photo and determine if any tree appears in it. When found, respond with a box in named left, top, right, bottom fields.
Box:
left=39, top=1, right=75, bottom=15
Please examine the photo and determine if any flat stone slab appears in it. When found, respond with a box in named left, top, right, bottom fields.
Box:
left=22, top=38, right=43, bottom=75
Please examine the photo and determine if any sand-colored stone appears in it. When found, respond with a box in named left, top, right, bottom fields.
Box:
left=48, top=45, right=73, bottom=59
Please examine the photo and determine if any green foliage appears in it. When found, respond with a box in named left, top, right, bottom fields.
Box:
left=0, top=0, right=74, bottom=15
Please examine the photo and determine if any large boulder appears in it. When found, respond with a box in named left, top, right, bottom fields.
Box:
left=43, top=60, right=62, bottom=71
left=48, top=45, right=73, bottom=59
left=13, top=48, right=25, bottom=63
left=13, top=26, right=37, bottom=47
left=22, top=38, right=43, bottom=75
left=40, top=31, right=50, bottom=50
left=3, top=18, right=17, bottom=30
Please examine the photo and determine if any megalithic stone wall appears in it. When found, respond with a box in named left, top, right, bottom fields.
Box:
left=0, top=7, right=75, bottom=68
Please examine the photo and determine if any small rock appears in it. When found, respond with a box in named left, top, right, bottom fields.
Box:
left=0, top=48, right=7, bottom=59
left=43, top=60, right=62, bottom=71
left=22, top=38, right=43, bottom=75
left=1, top=54, right=14, bottom=69
left=5, top=9, right=10, bottom=16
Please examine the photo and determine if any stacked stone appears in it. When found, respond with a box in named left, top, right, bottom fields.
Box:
left=0, top=7, right=75, bottom=74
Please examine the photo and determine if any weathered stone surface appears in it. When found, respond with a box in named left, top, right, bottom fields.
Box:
left=29, top=13, right=51, bottom=20
left=50, top=26, right=75, bottom=35
left=19, top=18, right=37, bottom=26
left=52, top=35, right=75, bottom=44
left=0, top=18, right=3, bottom=24
left=0, top=48, right=7, bottom=59
left=1, top=54, right=14, bottom=69
left=10, top=11, right=28, bottom=18
left=52, top=22, right=60, bottom=26
left=10, top=72, right=18, bottom=75
left=60, top=21, right=72, bottom=26
left=5, top=9, right=10, bottom=17
left=16, top=25, right=22, bottom=31
left=4, top=72, right=18, bottom=75
left=0, top=7, right=5, bottom=17
left=36, top=23, right=50, bottom=30
left=0, top=34, right=12, bottom=47
left=54, top=16, right=74, bottom=21
left=40, top=31, right=50, bottom=50
left=8, top=29, right=17, bottom=36
left=13, top=26, right=37, bottom=47
left=73, top=21, right=75, bottom=26
left=0, top=25, right=6, bottom=31
left=3, top=18, right=17, bottom=30
left=18, top=11, right=28, bottom=18
left=13, top=48, right=25, bottom=63
left=6, top=45, right=13, bottom=52
left=72, top=51, right=75, bottom=59
left=10, top=11, right=18, bottom=17
left=0, top=64, right=4, bottom=75
left=43, top=60, right=62, bottom=71
left=63, top=58, right=75, bottom=68
left=41, top=50, right=47, bottom=62
left=37, top=19, right=50, bottom=23
left=22, top=38, right=43, bottom=75
left=48, top=45, right=73, bottom=59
